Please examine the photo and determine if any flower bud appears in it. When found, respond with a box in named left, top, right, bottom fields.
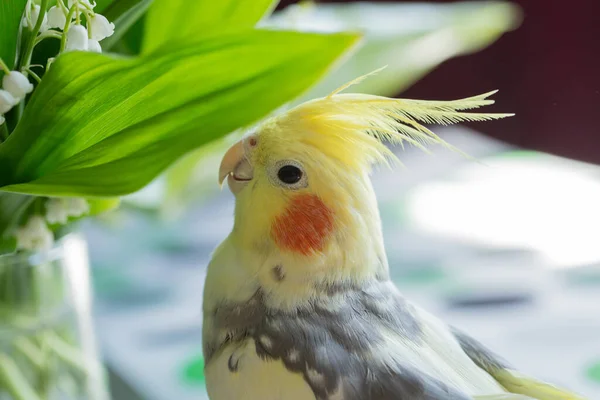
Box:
left=65, top=24, right=89, bottom=52
left=0, top=90, right=17, bottom=114
left=47, top=6, right=67, bottom=29
left=0, top=115, right=5, bottom=125
left=89, top=14, right=114, bottom=41
left=2, top=71, right=33, bottom=100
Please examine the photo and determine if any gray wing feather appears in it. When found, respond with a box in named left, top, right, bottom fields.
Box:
left=209, top=280, right=476, bottom=399
left=451, top=326, right=511, bottom=374
left=361, top=363, right=472, bottom=400
left=451, top=327, right=586, bottom=400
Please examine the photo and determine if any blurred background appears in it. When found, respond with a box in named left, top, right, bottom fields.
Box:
left=82, top=1, right=600, bottom=399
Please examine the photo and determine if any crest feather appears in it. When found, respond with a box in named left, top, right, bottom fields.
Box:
left=272, top=68, right=513, bottom=169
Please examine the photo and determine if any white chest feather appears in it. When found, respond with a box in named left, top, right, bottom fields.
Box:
left=205, top=340, right=316, bottom=400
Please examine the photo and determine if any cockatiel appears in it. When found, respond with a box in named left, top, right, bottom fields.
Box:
left=202, top=72, right=585, bottom=400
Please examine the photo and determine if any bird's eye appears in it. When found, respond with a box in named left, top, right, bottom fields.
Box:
left=269, top=160, right=308, bottom=189
left=278, top=165, right=303, bottom=184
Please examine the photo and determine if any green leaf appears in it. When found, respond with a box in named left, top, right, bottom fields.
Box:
left=0, top=30, right=359, bottom=197
left=143, top=0, right=279, bottom=54
left=0, top=0, right=28, bottom=69
left=88, top=198, right=121, bottom=216
left=266, top=1, right=522, bottom=99
left=101, top=0, right=153, bottom=51
left=94, top=0, right=118, bottom=14
left=101, top=0, right=144, bottom=21
left=108, top=14, right=145, bottom=56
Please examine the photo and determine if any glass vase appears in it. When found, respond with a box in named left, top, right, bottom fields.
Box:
left=0, top=233, right=109, bottom=400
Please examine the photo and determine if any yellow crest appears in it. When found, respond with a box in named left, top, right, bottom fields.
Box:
left=266, top=67, right=513, bottom=170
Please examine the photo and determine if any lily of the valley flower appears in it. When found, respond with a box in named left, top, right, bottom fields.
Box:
left=65, top=24, right=89, bottom=52
left=14, top=216, right=54, bottom=251
left=46, top=198, right=90, bottom=224
left=45, top=199, right=70, bottom=224
left=67, top=198, right=90, bottom=217
left=2, top=71, right=34, bottom=100
left=26, top=4, right=48, bottom=31
left=0, top=90, right=17, bottom=114
left=89, top=14, right=115, bottom=41
left=88, top=39, right=102, bottom=53
left=47, top=6, right=67, bottom=29
left=0, top=71, right=33, bottom=121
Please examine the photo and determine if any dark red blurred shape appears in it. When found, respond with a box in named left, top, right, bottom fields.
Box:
left=278, top=0, right=600, bottom=164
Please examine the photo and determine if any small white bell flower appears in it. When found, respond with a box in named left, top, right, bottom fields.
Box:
left=87, top=39, right=102, bottom=53
left=67, top=198, right=90, bottom=217
left=45, top=198, right=70, bottom=224
left=47, top=6, right=67, bottom=29
left=0, top=115, right=5, bottom=125
left=14, top=215, right=54, bottom=251
left=46, top=198, right=90, bottom=224
left=0, top=90, right=17, bottom=114
left=2, top=71, right=33, bottom=100
left=65, top=24, right=89, bottom=52
left=89, top=14, right=114, bottom=41
left=28, top=4, right=48, bottom=31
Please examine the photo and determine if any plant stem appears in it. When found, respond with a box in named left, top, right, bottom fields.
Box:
left=35, top=31, right=62, bottom=46
left=0, top=58, right=10, bottom=74
left=19, top=0, right=50, bottom=72
left=16, top=0, right=49, bottom=123
left=60, top=6, right=79, bottom=53
left=57, top=0, right=68, bottom=14
left=23, top=67, right=42, bottom=84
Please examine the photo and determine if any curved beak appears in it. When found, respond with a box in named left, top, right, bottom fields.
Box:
left=218, top=139, right=254, bottom=194
left=219, top=140, right=245, bottom=186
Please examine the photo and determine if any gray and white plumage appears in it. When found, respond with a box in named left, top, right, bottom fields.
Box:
left=203, top=256, right=577, bottom=399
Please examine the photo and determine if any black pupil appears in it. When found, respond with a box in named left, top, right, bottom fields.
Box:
left=277, top=165, right=302, bottom=184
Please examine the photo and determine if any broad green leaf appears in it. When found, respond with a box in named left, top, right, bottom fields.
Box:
left=88, top=198, right=121, bottom=215
left=119, top=15, right=145, bottom=55
left=143, top=0, right=278, bottom=54
left=0, top=30, right=359, bottom=197
left=100, top=0, right=146, bottom=21
left=101, top=0, right=152, bottom=51
left=94, top=0, right=118, bottom=14
left=266, top=1, right=522, bottom=98
left=0, top=0, right=28, bottom=69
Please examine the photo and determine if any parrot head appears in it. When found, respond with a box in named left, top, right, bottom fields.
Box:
left=218, top=71, right=511, bottom=287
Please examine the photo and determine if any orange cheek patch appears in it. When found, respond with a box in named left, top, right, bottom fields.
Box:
left=271, top=194, right=334, bottom=256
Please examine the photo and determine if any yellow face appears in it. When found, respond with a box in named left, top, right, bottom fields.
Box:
left=219, top=125, right=349, bottom=257
left=217, top=116, right=390, bottom=291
